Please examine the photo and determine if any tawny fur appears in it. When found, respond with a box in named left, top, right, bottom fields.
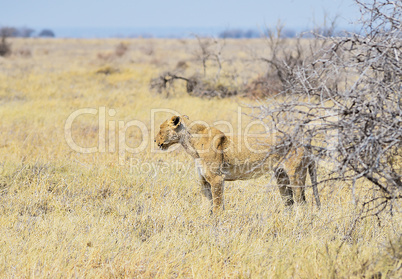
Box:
left=155, top=115, right=321, bottom=214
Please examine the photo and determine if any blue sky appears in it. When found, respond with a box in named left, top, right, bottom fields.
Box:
left=0, top=0, right=361, bottom=36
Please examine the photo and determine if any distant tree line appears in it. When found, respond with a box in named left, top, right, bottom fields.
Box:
left=219, top=27, right=351, bottom=39
left=218, top=29, right=260, bottom=38
left=218, top=28, right=298, bottom=38
left=0, top=26, right=55, bottom=57
left=0, top=26, right=55, bottom=38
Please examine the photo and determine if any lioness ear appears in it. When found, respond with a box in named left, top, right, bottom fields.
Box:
left=171, top=115, right=181, bottom=127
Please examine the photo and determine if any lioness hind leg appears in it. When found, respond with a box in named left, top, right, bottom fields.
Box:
left=292, top=164, right=307, bottom=204
left=274, top=168, right=294, bottom=206
left=308, top=160, right=321, bottom=208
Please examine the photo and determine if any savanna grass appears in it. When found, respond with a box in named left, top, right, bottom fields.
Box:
left=0, top=38, right=400, bottom=278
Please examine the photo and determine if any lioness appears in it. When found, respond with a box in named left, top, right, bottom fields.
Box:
left=155, top=115, right=321, bottom=214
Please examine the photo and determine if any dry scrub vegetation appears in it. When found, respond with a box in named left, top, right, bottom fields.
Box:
left=0, top=3, right=401, bottom=278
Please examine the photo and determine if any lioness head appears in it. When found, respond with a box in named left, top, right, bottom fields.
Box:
left=155, top=115, right=187, bottom=150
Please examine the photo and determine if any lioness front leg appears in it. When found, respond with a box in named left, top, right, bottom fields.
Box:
left=199, top=176, right=213, bottom=210
left=206, top=175, right=225, bottom=214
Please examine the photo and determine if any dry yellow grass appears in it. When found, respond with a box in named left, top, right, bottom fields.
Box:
left=0, top=38, right=400, bottom=278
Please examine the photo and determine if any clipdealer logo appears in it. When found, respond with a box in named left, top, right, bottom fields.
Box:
left=64, top=107, right=272, bottom=165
